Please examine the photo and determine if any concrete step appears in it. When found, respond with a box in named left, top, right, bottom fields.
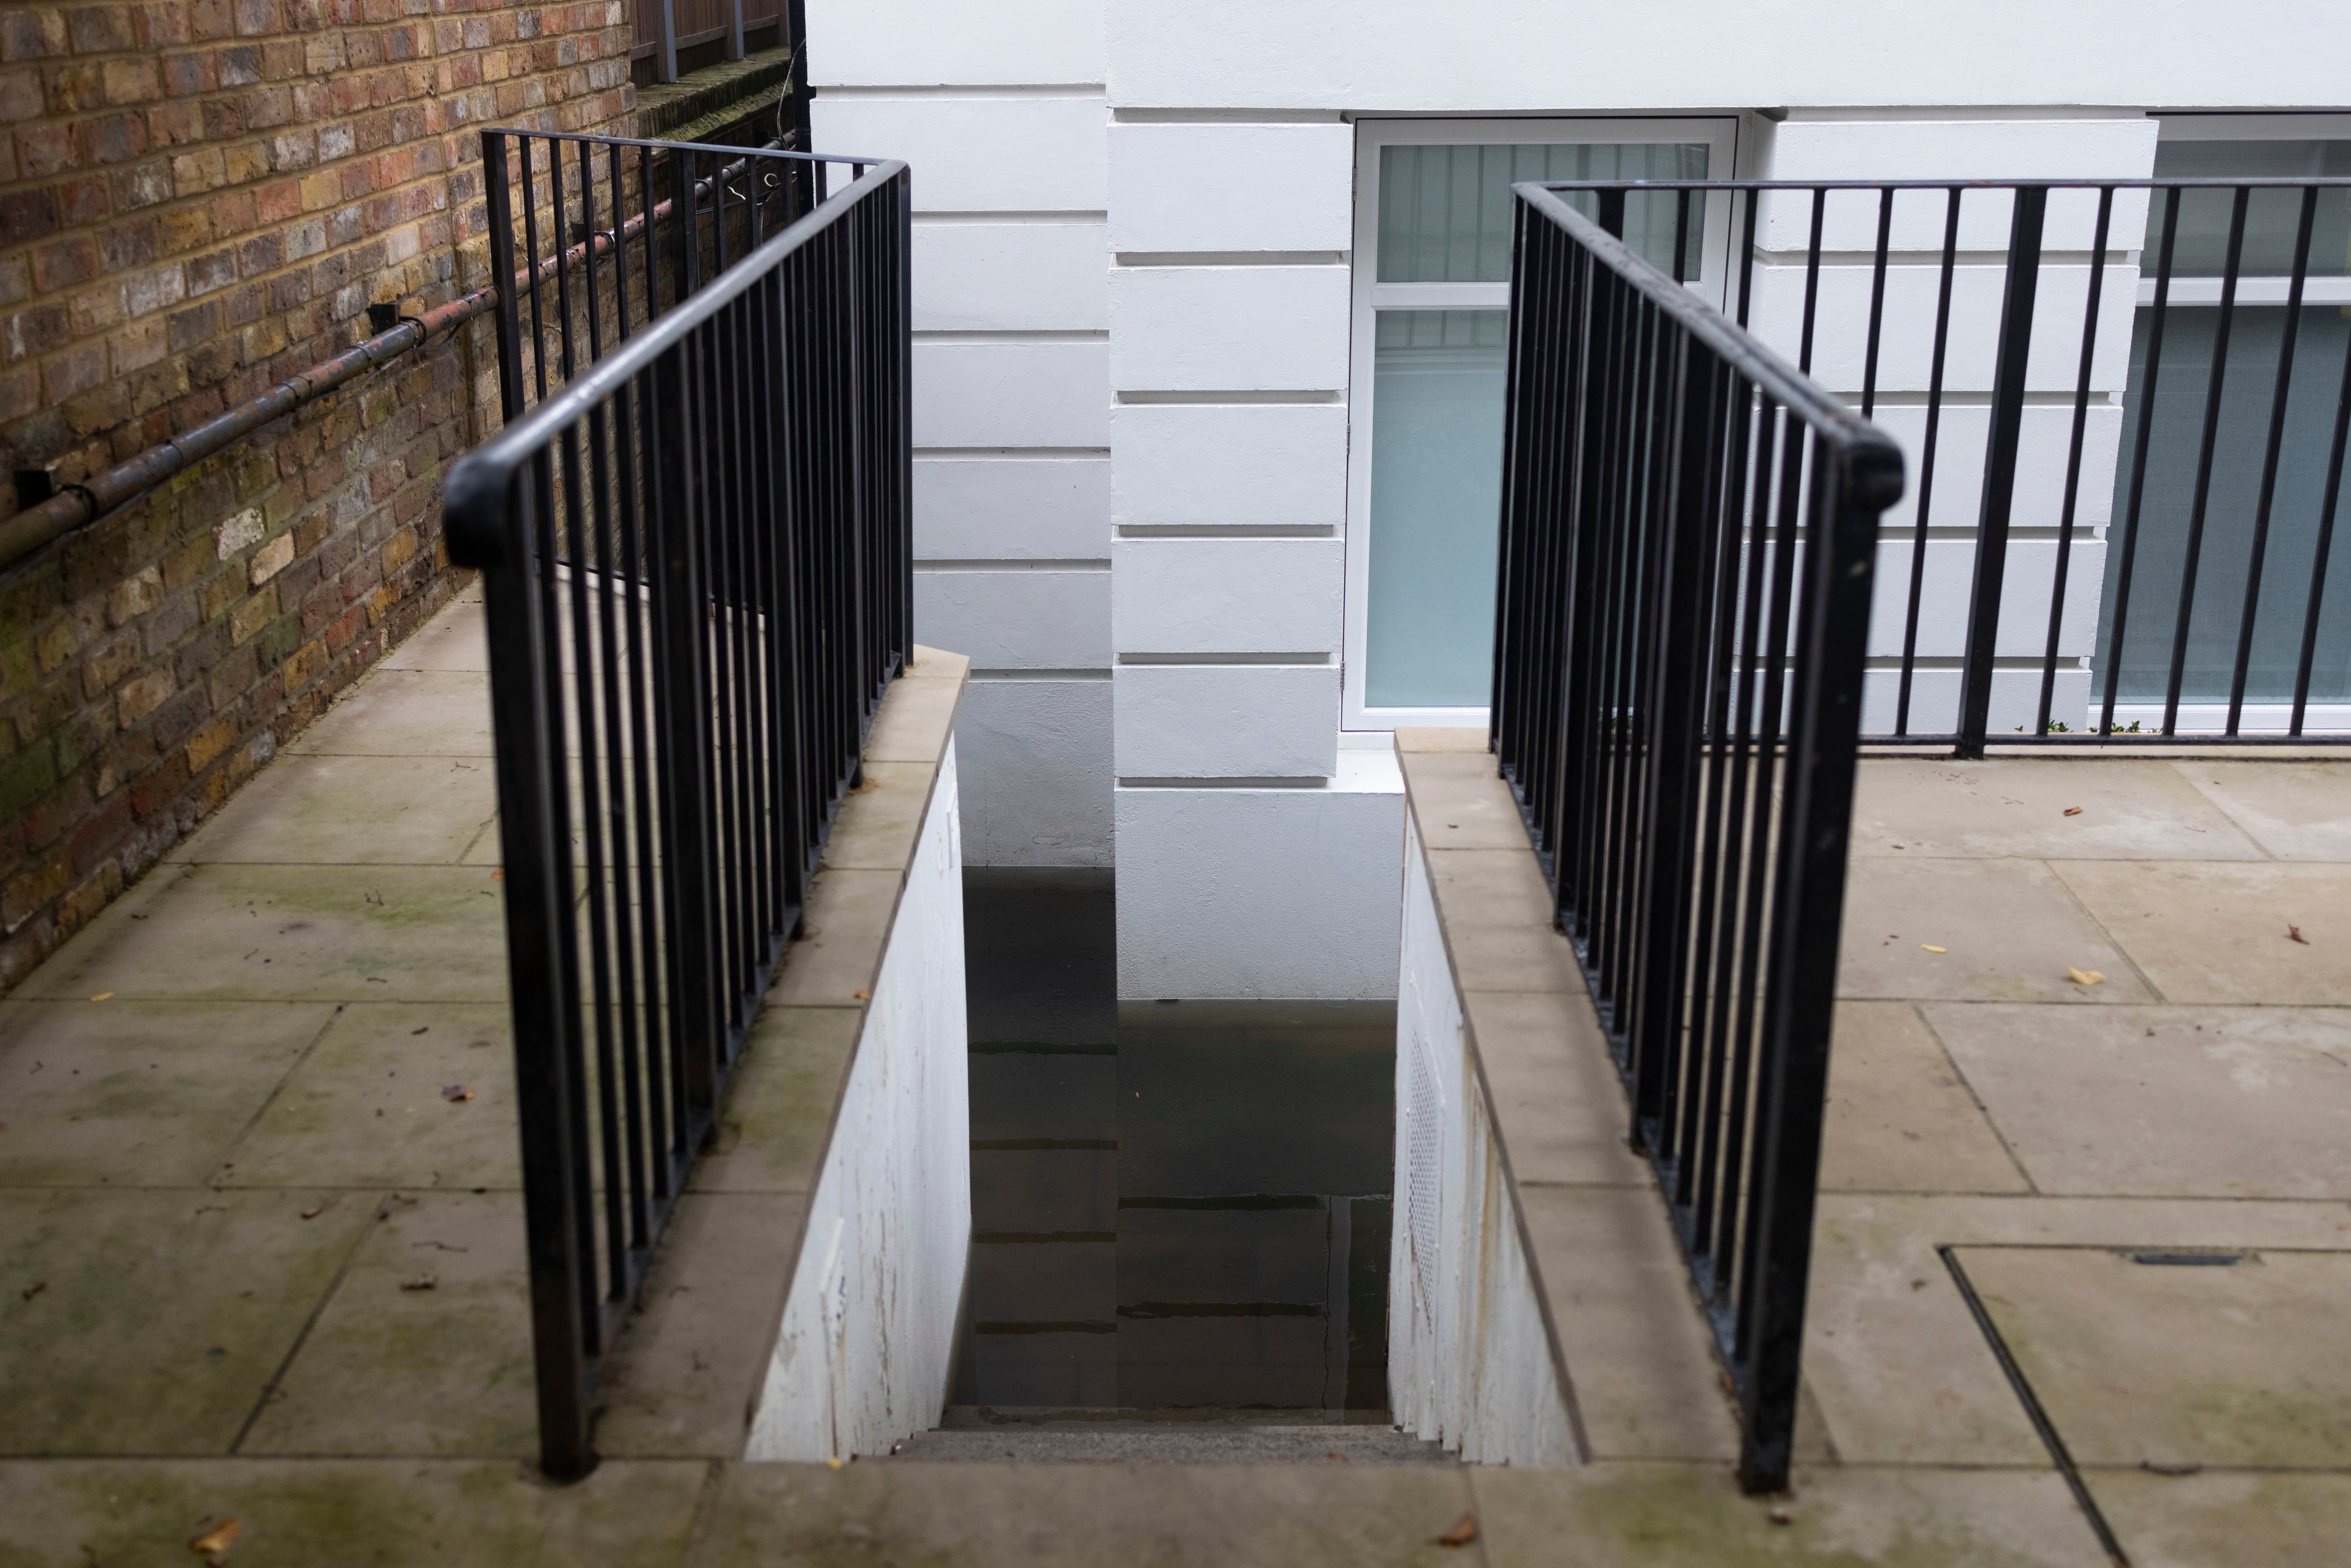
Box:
left=883, top=1413, right=1458, bottom=1466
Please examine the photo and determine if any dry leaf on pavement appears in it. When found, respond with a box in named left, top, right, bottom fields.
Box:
left=2067, top=967, right=2105, bottom=985
left=2289, top=925, right=2310, bottom=945
left=189, top=1517, right=242, bottom=1563
left=441, top=1085, right=475, bottom=1103
left=1435, top=1513, right=1479, bottom=1548
left=1920, top=944, right=1947, bottom=953
left=2063, top=806, right=2083, bottom=816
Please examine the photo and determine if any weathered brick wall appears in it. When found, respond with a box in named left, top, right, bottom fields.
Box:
left=0, top=1, right=637, bottom=990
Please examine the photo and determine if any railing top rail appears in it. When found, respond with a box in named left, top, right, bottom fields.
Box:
left=1536, top=176, right=2351, bottom=191
left=1515, top=183, right=1903, bottom=502
left=484, top=125, right=891, bottom=167
left=447, top=156, right=908, bottom=566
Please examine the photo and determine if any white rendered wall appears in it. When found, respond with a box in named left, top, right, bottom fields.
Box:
left=812, top=0, right=1112, bottom=865
left=1391, top=813, right=1579, bottom=1465
left=746, top=747, right=970, bottom=1461
left=1740, top=113, right=2159, bottom=734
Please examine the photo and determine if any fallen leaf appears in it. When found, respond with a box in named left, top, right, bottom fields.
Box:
left=2063, top=806, right=2083, bottom=816
left=410, top=1025, right=429, bottom=1036
left=824, top=1456, right=844, bottom=1470
left=400, top=1273, right=438, bottom=1291
left=189, top=1517, right=242, bottom=1563
left=21, top=1281, right=45, bottom=1302
left=851, top=989, right=870, bottom=1000
left=2068, top=967, right=2106, bottom=986
left=89, top=992, right=113, bottom=1002
left=1920, top=944, right=1947, bottom=954
left=1435, top=1513, right=1479, bottom=1548
left=441, top=1084, right=475, bottom=1103
left=2289, top=925, right=2309, bottom=946
left=491, top=869, right=504, bottom=880
left=300, top=1205, right=325, bottom=1220
left=1326, top=1451, right=1349, bottom=1462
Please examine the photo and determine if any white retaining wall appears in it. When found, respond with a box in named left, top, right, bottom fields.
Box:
left=744, top=747, right=971, bottom=1461
left=1390, top=812, right=1579, bottom=1465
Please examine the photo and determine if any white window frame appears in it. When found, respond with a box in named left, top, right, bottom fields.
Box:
left=1342, top=116, right=1742, bottom=731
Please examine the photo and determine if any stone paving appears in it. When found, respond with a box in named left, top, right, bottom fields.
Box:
left=0, top=580, right=2345, bottom=1566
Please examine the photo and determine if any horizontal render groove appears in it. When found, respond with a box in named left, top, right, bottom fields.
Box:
left=970, top=669, right=1113, bottom=682
left=915, top=559, right=1110, bottom=572
left=1117, top=777, right=1332, bottom=789
left=1111, top=108, right=1346, bottom=124
left=1117, top=652, right=1333, bottom=666
left=912, top=330, right=1109, bottom=345
left=1114, top=390, right=1342, bottom=406
left=1117, top=524, right=1337, bottom=539
left=1115, top=252, right=1347, bottom=268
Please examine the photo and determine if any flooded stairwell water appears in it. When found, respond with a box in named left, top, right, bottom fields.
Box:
left=893, top=870, right=1449, bottom=1464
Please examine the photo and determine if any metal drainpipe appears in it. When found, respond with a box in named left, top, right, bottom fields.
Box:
left=0, top=139, right=785, bottom=576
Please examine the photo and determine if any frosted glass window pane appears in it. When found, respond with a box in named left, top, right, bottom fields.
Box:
left=1366, top=311, right=1509, bottom=708
left=2100, top=304, right=2351, bottom=704
left=1377, top=142, right=1710, bottom=283
left=2148, top=141, right=2351, bottom=277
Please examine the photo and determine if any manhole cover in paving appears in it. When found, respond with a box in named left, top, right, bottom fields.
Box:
left=1954, top=1246, right=2351, bottom=1470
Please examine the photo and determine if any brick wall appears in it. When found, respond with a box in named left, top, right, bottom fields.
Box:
left=0, top=1, right=637, bottom=991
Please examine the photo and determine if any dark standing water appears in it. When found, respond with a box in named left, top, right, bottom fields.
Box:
left=953, top=870, right=1395, bottom=1420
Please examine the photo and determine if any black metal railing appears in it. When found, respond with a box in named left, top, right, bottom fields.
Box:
left=1491, top=184, right=1903, bottom=1492
left=483, top=127, right=849, bottom=419
left=1547, top=177, right=2351, bottom=751
left=444, top=138, right=910, bottom=1480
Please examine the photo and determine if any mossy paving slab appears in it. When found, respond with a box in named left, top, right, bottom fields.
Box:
left=216, top=1002, right=520, bottom=1191
left=1956, top=1244, right=2351, bottom=1469
left=164, top=754, right=499, bottom=867
left=0, top=1457, right=709, bottom=1568
left=0, top=1000, right=333, bottom=1187
left=1471, top=1462, right=2109, bottom=1567
left=2087, top=1469, right=2351, bottom=1568
left=15, top=864, right=509, bottom=1004
left=0, top=1189, right=374, bottom=1456
left=680, top=1460, right=1478, bottom=1568
left=241, top=1192, right=536, bottom=1459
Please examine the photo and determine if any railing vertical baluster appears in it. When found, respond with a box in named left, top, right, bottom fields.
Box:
left=1956, top=185, right=2047, bottom=758
left=1897, top=189, right=1962, bottom=739
left=2102, top=186, right=2182, bottom=738
left=2039, top=186, right=2114, bottom=739
left=2290, top=309, right=2351, bottom=736
left=2226, top=185, right=2319, bottom=735
left=2163, top=186, right=2252, bottom=734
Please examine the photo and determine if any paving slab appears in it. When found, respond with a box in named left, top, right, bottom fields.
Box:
left=1955, top=1244, right=2351, bottom=1470
left=1472, top=1460, right=2109, bottom=1567
left=0, top=1188, right=374, bottom=1455
left=163, top=754, right=498, bottom=866
left=216, top=1002, right=520, bottom=1191
left=12, top=863, right=509, bottom=1005
left=284, top=668, right=495, bottom=757
left=1423, top=849, right=1584, bottom=995
left=0, top=1000, right=331, bottom=1187
left=1849, top=758, right=2265, bottom=861
left=2086, top=1470, right=2351, bottom=1568
left=2052, top=860, right=2351, bottom=1005
left=1838, top=857, right=2153, bottom=1004
left=1924, top=1003, right=2351, bottom=1198
left=241, top=1191, right=535, bottom=1458
left=1514, top=1184, right=1741, bottom=1463
left=597, top=1193, right=803, bottom=1459
left=2172, top=760, right=2351, bottom=861
left=690, top=1004, right=860, bottom=1194
left=0, top=1457, right=710, bottom=1568
left=1803, top=1195, right=2351, bottom=1469
left=681, top=1459, right=1477, bottom=1568
left=1458, top=987, right=1649, bottom=1188
left=1819, top=1001, right=2030, bottom=1195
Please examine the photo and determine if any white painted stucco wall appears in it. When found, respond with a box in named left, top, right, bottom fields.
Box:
left=808, top=0, right=2344, bottom=994
left=812, top=0, right=1112, bottom=870
left=744, top=746, right=971, bottom=1462
left=1391, top=812, right=1579, bottom=1465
